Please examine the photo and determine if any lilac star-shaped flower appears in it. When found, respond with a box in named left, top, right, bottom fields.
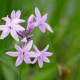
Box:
left=6, top=40, right=37, bottom=66
left=34, top=7, right=53, bottom=33
left=0, top=10, right=25, bottom=41
left=32, top=44, right=53, bottom=68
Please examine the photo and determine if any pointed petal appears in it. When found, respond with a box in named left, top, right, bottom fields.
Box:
left=27, top=51, right=38, bottom=57
left=32, top=58, right=37, bottom=64
left=6, top=52, right=19, bottom=57
left=5, top=16, right=11, bottom=25
left=33, top=45, right=40, bottom=53
left=12, top=25, right=25, bottom=31
left=23, top=40, right=33, bottom=52
left=21, top=37, right=27, bottom=43
left=41, top=14, right=47, bottom=22
left=0, top=25, right=6, bottom=30
left=41, top=56, right=50, bottom=63
left=12, top=18, right=25, bottom=24
left=15, top=44, right=22, bottom=53
left=15, top=56, right=23, bottom=66
left=0, top=29, right=10, bottom=39
left=39, top=24, right=46, bottom=33
left=35, top=7, right=41, bottom=18
left=44, top=23, right=53, bottom=33
left=16, top=10, right=21, bottom=18
left=11, top=30, right=19, bottom=41
left=11, top=10, right=16, bottom=19
left=43, top=52, right=53, bottom=56
left=24, top=56, right=31, bottom=64
left=2, top=17, right=7, bottom=21
left=42, top=44, right=49, bottom=52
left=38, top=57, right=43, bottom=68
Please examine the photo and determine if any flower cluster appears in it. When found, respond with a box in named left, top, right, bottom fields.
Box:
left=0, top=7, right=53, bottom=68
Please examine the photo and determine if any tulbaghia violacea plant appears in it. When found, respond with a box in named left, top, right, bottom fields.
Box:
left=0, top=7, right=53, bottom=68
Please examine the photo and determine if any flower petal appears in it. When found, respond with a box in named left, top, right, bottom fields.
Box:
left=15, top=44, right=22, bottom=53
left=32, top=58, right=37, bottom=64
left=0, top=29, right=10, bottom=39
left=0, top=25, right=6, bottom=30
left=38, top=57, right=43, bottom=68
left=44, top=23, right=53, bottom=33
left=2, top=17, right=7, bottom=21
left=6, top=52, right=19, bottom=57
left=24, top=56, right=31, bottom=64
left=16, top=10, right=21, bottom=18
left=35, top=7, right=41, bottom=19
left=41, top=14, right=47, bottom=22
left=23, top=40, right=33, bottom=52
left=11, top=10, right=16, bottom=19
left=12, top=18, right=25, bottom=24
left=12, top=25, right=25, bottom=31
left=15, top=56, right=23, bottom=67
left=33, top=45, right=40, bottom=53
left=39, top=24, right=46, bottom=33
left=41, top=56, right=50, bottom=63
left=21, top=37, right=27, bottom=43
left=42, top=44, right=49, bottom=52
left=27, top=51, right=38, bottom=57
left=11, top=30, right=19, bottom=41
left=5, top=16, right=11, bottom=25
left=43, top=52, right=53, bottom=56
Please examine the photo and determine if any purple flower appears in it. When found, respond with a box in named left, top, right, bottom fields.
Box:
left=26, top=14, right=35, bottom=34
left=32, top=44, right=53, bottom=68
left=34, top=7, right=53, bottom=33
left=6, top=40, right=38, bottom=67
left=0, top=10, right=25, bottom=41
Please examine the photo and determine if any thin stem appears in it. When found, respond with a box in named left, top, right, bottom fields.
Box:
left=18, top=42, right=24, bottom=80
left=18, top=65, right=22, bottom=80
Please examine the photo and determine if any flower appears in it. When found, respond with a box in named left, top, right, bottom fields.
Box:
left=32, top=44, right=53, bottom=68
left=6, top=40, right=37, bottom=66
left=26, top=14, right=35, bottom=34
left=0, top=10, right=25, bottom=41
left=34, top=7, right=53, bottom=33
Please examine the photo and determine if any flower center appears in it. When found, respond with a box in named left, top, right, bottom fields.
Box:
left=9, top=26, right=12, bottom=29
left=23, top=52, right=25, bottom=55
left=38, top=52, right=42, bottom=57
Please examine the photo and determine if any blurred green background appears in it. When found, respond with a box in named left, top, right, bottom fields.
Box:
left=0, top=0, right=80, bottom=80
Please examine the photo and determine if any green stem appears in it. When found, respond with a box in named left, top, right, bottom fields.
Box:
left=18, top=65, right=21, bottom=80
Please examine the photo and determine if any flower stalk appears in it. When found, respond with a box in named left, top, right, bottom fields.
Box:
left=0, top=7, right=53, bottom=68
left=18, top=64, right=22, bottom=80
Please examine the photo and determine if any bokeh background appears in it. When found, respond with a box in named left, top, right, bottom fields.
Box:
left=0, top=0, right=80, bottom=80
